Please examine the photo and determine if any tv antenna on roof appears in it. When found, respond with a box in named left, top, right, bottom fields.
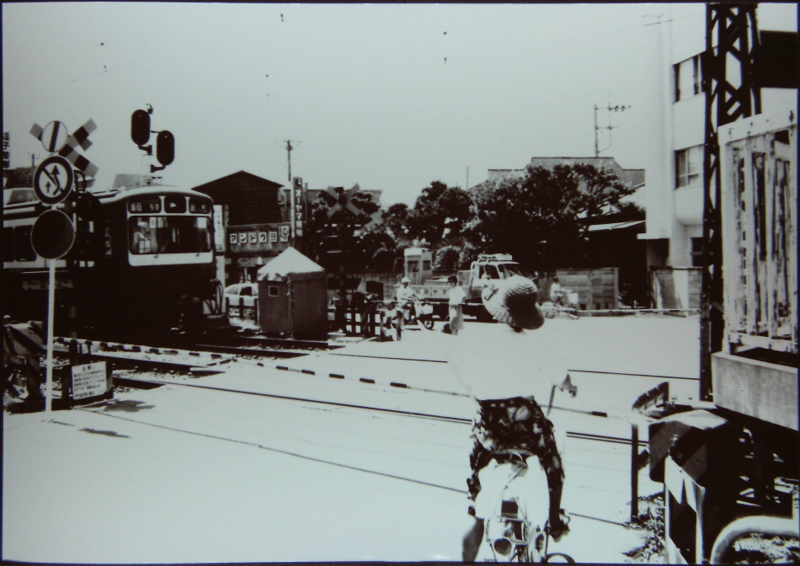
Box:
left=594, top=99, right=630, bottom=156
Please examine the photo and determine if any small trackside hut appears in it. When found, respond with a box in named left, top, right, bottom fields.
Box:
left=256, top=247, right=327, bottom=338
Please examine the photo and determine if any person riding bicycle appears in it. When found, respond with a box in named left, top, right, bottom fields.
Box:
left=549, top=276, right=568, bottom=306
left=444, top=276, right=569, bottom=561
left=395, top=277, right=416, bottom=328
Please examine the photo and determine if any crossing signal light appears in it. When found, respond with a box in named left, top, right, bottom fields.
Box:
left=131, top=109, right=151, bottom=148
left=156, top=130, right=175, bottom=166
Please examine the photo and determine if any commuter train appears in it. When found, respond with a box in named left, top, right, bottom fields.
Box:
left=2, top=174, right=226, bottom=339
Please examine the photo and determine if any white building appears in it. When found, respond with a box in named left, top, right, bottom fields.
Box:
left=639, top=3, right=797, bottom=271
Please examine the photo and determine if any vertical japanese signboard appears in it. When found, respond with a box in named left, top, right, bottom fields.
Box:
left=2, top=132, right=9, bottom=169
left=293, top=177, right=305, bottom=238
left=213, top=204, right=225, bottom=253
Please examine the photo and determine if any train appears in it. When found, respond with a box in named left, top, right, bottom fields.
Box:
left=2, top=173, right=227, bottom=340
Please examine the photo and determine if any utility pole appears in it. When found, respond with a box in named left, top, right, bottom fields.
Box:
left=594, top=102, right=630, bottom=156
left=283, top=139, right=300, bottom=183
left=282, top=139, right=300, bottom=249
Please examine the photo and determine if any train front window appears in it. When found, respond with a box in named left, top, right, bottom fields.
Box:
left=129, top=216, right=212, bottom=255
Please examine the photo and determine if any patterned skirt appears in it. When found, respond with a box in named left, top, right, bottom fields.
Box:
left=467, top=395, right=564, bottom=514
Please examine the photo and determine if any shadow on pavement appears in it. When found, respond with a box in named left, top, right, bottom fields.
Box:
left=96, top=399, right=156, bottom=413
left=80, top=428, right=130, bottom=438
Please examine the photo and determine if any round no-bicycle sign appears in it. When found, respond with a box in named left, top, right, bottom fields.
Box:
left=34, top=155, right=74, bottom=205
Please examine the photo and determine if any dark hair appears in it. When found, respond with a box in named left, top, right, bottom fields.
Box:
left=448, top=275, right=458, bottom=284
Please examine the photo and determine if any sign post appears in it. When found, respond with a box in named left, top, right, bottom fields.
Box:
left=31, top=201, right=77, bottom=418
left=29, top=118, right=97, bottom=417
left=44, top=261, right=56, bottom=416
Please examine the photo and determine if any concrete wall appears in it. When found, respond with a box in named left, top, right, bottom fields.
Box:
left=540, top=268, right=619, bottom=311
left=650, top=267, right=701, bottom=310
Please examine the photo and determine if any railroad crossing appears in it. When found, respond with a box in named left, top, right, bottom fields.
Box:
left=4, top=314, right=702, bottom=563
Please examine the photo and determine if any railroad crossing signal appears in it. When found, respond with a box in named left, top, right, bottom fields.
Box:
left=57, top=119, right=99, bottom=177
left=326, top=183, right=363, bottom=218
left=33, top=155, right=74, bottom=205
left=30, top=120, right=69, bottom=153
left=131, top=108, right=152, bottom=149
left=131, top=107, right=175, bottom=172
left=30, top=118, right=99, bottom=178
left=155, top=130, right=175, bottom=167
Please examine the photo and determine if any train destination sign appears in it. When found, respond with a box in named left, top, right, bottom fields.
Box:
left=33, top=155, right=74, bottom=205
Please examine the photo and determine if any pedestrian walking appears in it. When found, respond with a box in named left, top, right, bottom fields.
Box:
left=395, top=277, right=415, bottom=336
left=447, top=275, right=466, bottom=336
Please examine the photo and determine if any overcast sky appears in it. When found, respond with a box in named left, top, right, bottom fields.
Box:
left=2, top=3, right=795, bottom=207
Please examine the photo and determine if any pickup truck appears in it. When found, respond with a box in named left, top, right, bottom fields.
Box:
left=397, top=254, right=526, bottom=322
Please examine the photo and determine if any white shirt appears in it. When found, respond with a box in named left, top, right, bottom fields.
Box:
left=442, top=323, right=568, bottom=401
left=448, top=285, right=466, bottom=307
left=396, top=285, right=415, bottom=303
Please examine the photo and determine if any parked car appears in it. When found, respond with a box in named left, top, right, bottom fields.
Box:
left=224, top=283, right=259, bottom=322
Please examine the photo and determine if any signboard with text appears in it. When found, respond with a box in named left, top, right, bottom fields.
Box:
left=293, top=177, right=306, bottom=238
left=227, top=223, right=292, bottom=254
left=71, top=362, right=109, bottom=401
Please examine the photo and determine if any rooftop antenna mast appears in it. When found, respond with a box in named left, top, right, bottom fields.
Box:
left=594, top=98, right=630, bottom=156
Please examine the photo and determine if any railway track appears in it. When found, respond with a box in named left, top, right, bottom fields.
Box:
left=50, top=336, right=678, bottom=450
left=95, top=367, right=650, bottom=450
left=53, top=335, right=319, bottom=372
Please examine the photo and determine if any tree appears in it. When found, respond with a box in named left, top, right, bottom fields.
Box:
left=470, top=163, right=638, bottom=271
left=407, top=181, right=475, bottom=247
left=434, top=239, right=480, bottom=272
left=434, top=245, right=461, bottom=272
left=305, top=187, right=379, bottom=271
left=381, top=203, right=412, bottom=243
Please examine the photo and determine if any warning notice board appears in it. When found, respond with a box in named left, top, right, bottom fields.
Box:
left=71, top=362, right=108, bottom=400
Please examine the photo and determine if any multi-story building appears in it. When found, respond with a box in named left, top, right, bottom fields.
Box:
left=638, top=3, right=797, bottom=273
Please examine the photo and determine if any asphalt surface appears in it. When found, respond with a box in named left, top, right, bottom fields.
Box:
left=3, top=314, right=700, bottom=563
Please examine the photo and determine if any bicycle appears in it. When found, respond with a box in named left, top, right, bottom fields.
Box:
left=541, top=291, right=580, bottom=320
left=476, top=449, right=574, bottom=563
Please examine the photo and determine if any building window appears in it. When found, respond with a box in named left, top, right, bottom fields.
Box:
left=676, top=145, right=704, bottom=188
left=691, top=238, right=704, bottom=267
left=675, top=55, right=703, bottom=102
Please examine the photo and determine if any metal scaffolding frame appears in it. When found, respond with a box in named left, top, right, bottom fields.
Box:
left=700, top=3, right=762, bottom=400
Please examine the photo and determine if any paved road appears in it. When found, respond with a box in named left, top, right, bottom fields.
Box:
left=3, top=315, right=699, bottom=562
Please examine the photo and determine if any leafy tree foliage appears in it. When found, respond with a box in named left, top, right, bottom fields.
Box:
left=381, top=203, right=412, bottom=242
left=4, top=167, right=34, bottom=189
left=407, top=181, right=474, bottom=247
left=433, top=245, right=461, bottom=272
left=434, top=240, right=480, bottom=272
left=303, top=165, right=639, bottom=275
left=305, top=188, right=380, bottom=271
left=470, top=163, right=637, bottom=270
